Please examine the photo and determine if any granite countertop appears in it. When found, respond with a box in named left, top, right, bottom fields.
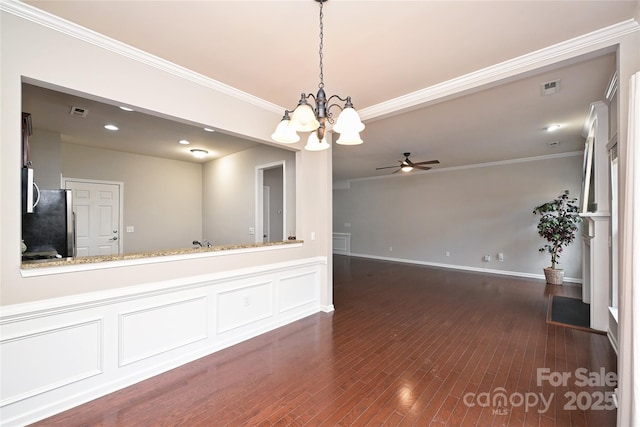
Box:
left=21, top=240, right=303, bottom=269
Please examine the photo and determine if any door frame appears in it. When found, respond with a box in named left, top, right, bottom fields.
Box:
left=255, top=161, right=285, bottom=244
left=263, top=185, right=270, bottom=243
left=61, top=176, right=124, bottom=255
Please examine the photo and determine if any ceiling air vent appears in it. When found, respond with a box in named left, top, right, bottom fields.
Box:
left=69, top=106, right=89, bottom=117
left=540, top=80, right=561, bottom=96
left=548, top=141, right=560, bottom=147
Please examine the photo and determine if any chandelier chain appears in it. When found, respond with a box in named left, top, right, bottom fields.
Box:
left=318, top=0, right=324, bottom=89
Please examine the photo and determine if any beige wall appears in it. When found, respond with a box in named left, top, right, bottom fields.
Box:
left=202, top=144, right=295, bottom=246
left=29, top=129, right=62, bottom=190
left=32, top=132, right=295, bottom=253
left=334, top=155, right=584, bottom=279
left=61, top=143, right=203, bottom=254
left=1, top=9, right=331, bottom=305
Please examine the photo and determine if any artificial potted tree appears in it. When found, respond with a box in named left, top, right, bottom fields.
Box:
left=533, top=190, right=582, bottom=285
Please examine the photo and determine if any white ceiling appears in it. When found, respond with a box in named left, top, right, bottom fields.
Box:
left=21, top=83, right=261, bottom=163
left=21, top=0, right=639, bottom=180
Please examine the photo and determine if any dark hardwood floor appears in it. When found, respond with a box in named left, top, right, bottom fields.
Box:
left=31, top=256, right=617, bottom=426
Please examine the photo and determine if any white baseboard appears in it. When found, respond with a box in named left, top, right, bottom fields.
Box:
left=347, top=252, right=583, bottom=284
left=321, top=304, right=335, bottom=313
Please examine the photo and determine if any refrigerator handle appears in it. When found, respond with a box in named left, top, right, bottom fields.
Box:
left=72, top=211, right=76, bottom=258
left=32, top=181, right=41, bottom=208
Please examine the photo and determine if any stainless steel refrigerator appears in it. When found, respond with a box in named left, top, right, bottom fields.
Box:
left=22, top=189, right=75, bottom=260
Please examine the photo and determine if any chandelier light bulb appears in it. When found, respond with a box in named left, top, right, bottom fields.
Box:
left=272, top=118, right=300, bottom=144
left=304, top=131, right=330, bottom=151
left=291, top=103, right=320, bottom=132
left=333, top=107, right=365, bottom=134
left=336, top=130, right=363, bottom=145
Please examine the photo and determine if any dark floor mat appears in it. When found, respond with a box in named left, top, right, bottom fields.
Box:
left=549, top=295, right=590, bottom=329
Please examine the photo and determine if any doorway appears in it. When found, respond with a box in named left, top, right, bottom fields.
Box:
left=255, top=162, right=285, bottom=243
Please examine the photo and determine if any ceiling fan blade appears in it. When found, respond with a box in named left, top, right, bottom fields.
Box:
left=392, top=168, right=401, bottom=174
left=376, top=165, right=401, bottom=170
left=414, top=166, right=432, bottom=171
left=412, top=160, right=440, bottom=166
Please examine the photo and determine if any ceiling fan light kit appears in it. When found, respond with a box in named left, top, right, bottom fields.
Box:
left=271, top=0, right=365, bottom=151
left=376, top=152, right=440, bottom=174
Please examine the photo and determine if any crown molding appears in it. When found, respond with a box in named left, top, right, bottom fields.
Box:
left=345, top=151, right=583, bottom=183
left=359, top=19, right=640, bottom=122
left=0, top=0, right=284, bottom=115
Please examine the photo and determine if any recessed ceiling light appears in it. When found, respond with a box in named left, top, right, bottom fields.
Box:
left=104, top=124, right=119, bottom=131
left=178, top=139, right=190, bottom=145
left=546, top=124, right=561, bottom=132
left=204, top=127, right=215, bottom=133
left=119, top=106, right=134, bottom=112
left=190, top=149, right=208, bottom=159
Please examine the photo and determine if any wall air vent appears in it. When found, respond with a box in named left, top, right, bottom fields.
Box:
left=69, top=106, right=89, bottom=117
left=540, top=80, right=561, bottom=96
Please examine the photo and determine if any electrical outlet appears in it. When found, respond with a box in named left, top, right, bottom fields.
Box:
left=389, top=246, right=393, bottom=252
left=445, top=251, right=450, bottom=257
left=498, top=253, right=504, bottom=262
left=483, top=255, right=491, bottom=262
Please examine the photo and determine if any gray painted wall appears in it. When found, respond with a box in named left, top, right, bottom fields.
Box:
left=333, top=154, right=584, bottom=280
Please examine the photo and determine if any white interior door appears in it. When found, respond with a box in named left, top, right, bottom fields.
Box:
left=63, top=179, right=122, bottom=257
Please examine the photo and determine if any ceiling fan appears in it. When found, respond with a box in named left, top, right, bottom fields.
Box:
left=376, top=152, right=440, bottom=174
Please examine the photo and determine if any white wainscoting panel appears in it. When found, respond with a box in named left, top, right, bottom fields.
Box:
left=332, top=233, right=351, bottom=255
left=119, top=296, right=208, bottom=366
left=0, top=257, right=327, bottom=427
left=0, top=319, right=102, bottom=407
left=217, top=281, right=273, bottom=333
left=279, top=272, right=319, bottom=313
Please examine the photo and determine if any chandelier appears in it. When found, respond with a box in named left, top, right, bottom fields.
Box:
left=271, top=0, right=365, bottom=151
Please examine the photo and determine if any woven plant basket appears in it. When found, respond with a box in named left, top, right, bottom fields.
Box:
left=544, top=267, right=564, bottom=285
